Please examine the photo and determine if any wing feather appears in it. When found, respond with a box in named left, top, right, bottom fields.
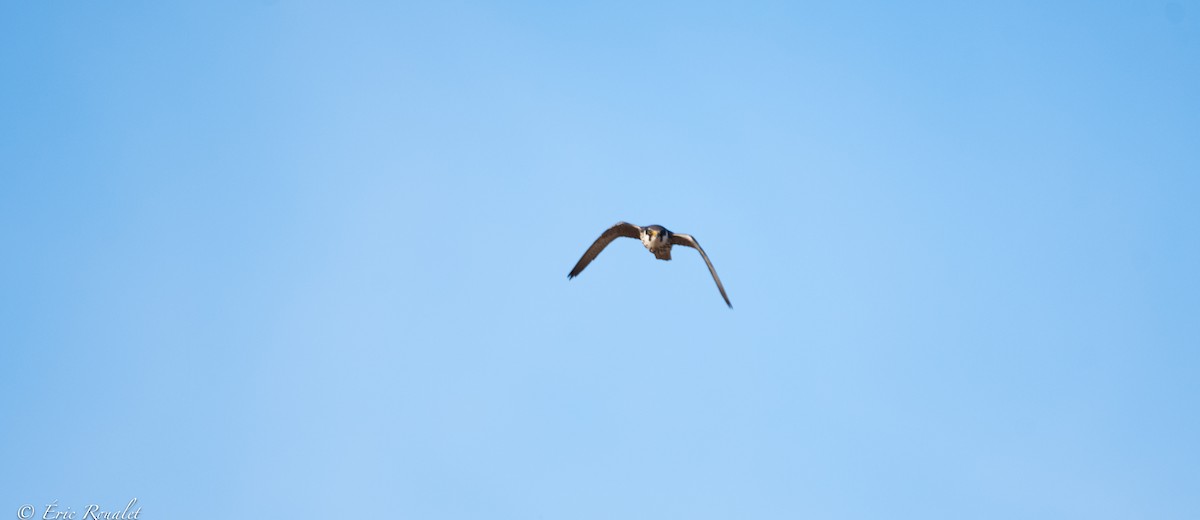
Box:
left=670, top=233, right=732, bottom=307
left=567, top=222, right=642, bottom=279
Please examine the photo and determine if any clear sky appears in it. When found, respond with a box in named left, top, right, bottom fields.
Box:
left=2, top=1, right=1198, bottom=518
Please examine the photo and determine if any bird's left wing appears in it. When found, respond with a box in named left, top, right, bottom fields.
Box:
left=568, top=222, right=642, bottom=279
left=670, top=233, right=732, bottom=307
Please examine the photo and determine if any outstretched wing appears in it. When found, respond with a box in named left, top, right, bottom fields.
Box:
left=670, top=233, right=732, bottom=307
left=568, top=222, right=642, bottom=279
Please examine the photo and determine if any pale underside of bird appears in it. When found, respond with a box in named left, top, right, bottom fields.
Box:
left=568, top=222, right=732, bottom=307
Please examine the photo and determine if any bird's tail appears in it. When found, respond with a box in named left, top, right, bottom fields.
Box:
left=653, top=248, right=672, bottom=261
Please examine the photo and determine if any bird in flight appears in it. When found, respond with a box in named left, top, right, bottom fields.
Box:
left=568, top=222, right=732, bottom=307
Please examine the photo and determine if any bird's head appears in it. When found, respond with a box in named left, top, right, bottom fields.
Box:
left=641, top=226, right=672, bottom=248
left=642, top=227, right=661, bottom=243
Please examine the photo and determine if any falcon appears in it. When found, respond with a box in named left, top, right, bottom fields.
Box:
left=568, top=222, right=732, bottom=307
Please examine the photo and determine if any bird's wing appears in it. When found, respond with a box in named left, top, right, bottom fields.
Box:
left=670, top=233, right=732, bottom=307
left=568, top=222, right=642, bottom=279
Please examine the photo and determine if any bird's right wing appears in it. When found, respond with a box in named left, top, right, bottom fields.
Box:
left=568, top=222, right=642, bottom=279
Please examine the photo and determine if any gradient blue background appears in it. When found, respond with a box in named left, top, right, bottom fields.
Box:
left=3, top=1, right=1198, bottom=518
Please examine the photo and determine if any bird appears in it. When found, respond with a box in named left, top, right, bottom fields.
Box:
left=568, top=222, right=732, bottom=307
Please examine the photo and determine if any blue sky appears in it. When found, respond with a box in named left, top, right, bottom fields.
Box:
left=2, top=1, right=1198, bottom=518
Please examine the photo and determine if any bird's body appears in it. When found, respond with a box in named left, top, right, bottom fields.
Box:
left=568, top=222, right=731, bottom=307
left=639, top=225, right=673, bottom=260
